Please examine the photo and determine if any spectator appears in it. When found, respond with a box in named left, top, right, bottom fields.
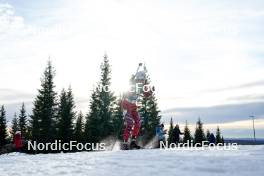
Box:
left=156, top=124, right=167, bottom=142
left=172, top=124, right=183, bottom=144
left=14, top=131, right=23, bottom=152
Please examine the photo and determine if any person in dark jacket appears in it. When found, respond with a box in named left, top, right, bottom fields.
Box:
left=208, top=133, right=216, bottom=144
left=172, top=124, right=183, bottom=144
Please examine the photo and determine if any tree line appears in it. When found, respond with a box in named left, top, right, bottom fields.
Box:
left=0, top=55, right=161, bottom=151
left=167, top=117, right=224, bottom=146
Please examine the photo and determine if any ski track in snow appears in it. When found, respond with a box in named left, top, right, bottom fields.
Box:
left=0, top=145, right=264, bottom=176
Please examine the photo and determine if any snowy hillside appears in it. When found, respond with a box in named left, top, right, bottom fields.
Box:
left=1, top=145, right=264, bottom=176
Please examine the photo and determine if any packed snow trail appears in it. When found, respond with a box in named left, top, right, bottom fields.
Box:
left=0, top=145, right=264, bottom=176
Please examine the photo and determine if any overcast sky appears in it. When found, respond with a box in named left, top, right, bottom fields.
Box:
left=1, top=0, right=264, bottom=138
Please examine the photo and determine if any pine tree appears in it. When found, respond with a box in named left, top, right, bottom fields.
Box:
left=216, top=126, right=222, bottom=144
left=98, top=54, right=116, bottom=137
left=19, top=103, right=27, bottom=138
left=74, top=111, right=84, bottom=142
left=85, top=54, right=116, bottom=142
left=24, top=123, right=32, bottom=141
left=30, top=61, right=57, bottom=143
left=139, top=74, right=161, bottom=144
left=167, top=117, right=174, bottom=145
left=0, top=105, right=8, bottom=147
left=194, top=118, right=206, bottom=145
left=183, top=121, right=192, bottom=144
left=84, top=89, right=101, bottom=143
left=11, top=113, right=19, bottom=138
left=112, top=96, right=124, bottom=140
left=29, top=102, right=40, bottom=141
left=221, top=136, right=224, bottom=144
left=206, top=129, right=210, bottom=140
left=57, top=87, right=76, bottom=142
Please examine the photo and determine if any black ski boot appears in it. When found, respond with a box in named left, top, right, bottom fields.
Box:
left=130, top=140, right=141, bottom=149
left=121, top=142, right=129, bottom=150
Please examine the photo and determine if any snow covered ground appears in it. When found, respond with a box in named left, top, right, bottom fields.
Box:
left=0, top=145, right=264, bottom=176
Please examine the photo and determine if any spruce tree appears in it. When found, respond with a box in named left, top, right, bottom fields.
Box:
left=183, top=121, right=192, bottom=144
left=57, top=87, right=75, bottom=142
left=194, top=118, right=206, bottom=146
left=74, top=111, right=84, bottom=142
left=85, top=54, right=116, bottom=142
left=98, top=54, right=116, bottom=137
left=19, top=103, right=27, bottom=138
left=24, top=123, right=32, bottom=141
left=139, top=74, right=161, bottom=144
left=112, top=96, right=124, bottom=140
left=206, top=129, right=210, bottom=141
left=30, top=102, right=40, bottom=141
left=0, top=105, right=8, bottom=147
left=221, top=136, right=224, bottom=144
left=167, top=117, right=174, bottom=145
left=30, top=61, right=57, bottom=143
left=216, top=126, right=222, bottom=144
left=11, top=113, right=19, bottom=138
left=84, top=89, right=101, bottom=143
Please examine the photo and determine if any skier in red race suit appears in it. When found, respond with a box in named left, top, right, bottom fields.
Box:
left=121, top=63, right=153, bottom=150
left=14, top=131, right=23, bottom=152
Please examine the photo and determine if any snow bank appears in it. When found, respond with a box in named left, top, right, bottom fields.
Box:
left=0, top=145, right=264, bottom=176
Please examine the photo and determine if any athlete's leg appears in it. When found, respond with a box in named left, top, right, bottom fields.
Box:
left=132, top=111, right=141, bottom=139
left=121, top=100, right=141, bottom=141
left=123, top=112, right=133, bottom=142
